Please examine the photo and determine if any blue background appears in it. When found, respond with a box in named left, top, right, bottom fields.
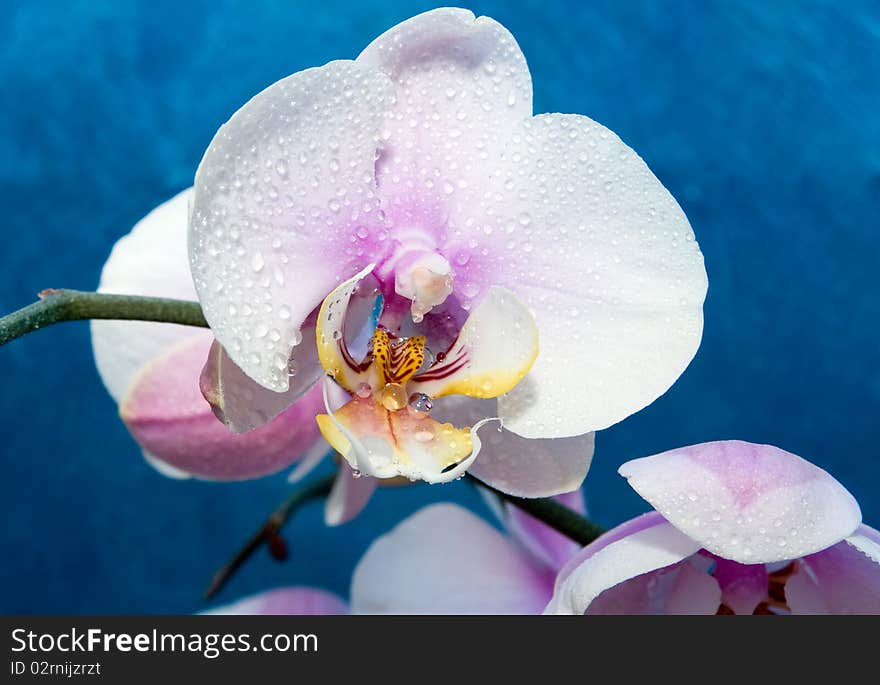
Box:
left=1, top=0, right=877, bottom=613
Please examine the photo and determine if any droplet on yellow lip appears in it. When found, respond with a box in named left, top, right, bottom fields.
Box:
left=380, top=383, right=408, bottom=411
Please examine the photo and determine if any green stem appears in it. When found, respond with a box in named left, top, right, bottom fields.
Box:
left=468, top=475, right=604, bottom=546
left=204, top=473, right=336, bottom=600
left=0, top=289, right=207, bottom=347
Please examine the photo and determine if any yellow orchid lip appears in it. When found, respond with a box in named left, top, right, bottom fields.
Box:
left=314, top=266, right=538, bottom=482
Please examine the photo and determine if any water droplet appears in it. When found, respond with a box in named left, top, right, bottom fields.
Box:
left=462, top=282, right=480, bottom=298
left=251, top=251, right=265, bottom=272
left=407, top=393, right=433, bottom=415
left=380, top=383, right=407, bottom=411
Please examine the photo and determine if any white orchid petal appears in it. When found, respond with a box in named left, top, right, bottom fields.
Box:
left=200, top=337, right=321, bottom=433
left=435, top=395, right=594, bottom=497
left=619, top=441, right=862, bottom=564
left=92, top=188, right=198, bottom=403
left=411, top=286, right=538, bottom=400
left=189, top=60, right=396, bottom=392
left=286, top=444, right=331, bottom=484
left=351, top=503, right=551, bottom=614
left=545, top=520, right=702, bottom=615
left=141, top=450, right=192, bottom=480
left=325, top=466, right=377, bottom=527
left=315, top=264, right=379, bottom=392
left=357, top=8, right=532, bottom=208
left=448, top=113, right=708, bottom=439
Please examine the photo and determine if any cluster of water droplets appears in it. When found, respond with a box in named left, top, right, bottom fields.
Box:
left=189, top=61, right=396, bottom=391
left=623, top=443, right=855, bottom=565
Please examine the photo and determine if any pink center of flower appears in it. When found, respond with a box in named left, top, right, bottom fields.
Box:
left=373, top=229, right=454, bottom=324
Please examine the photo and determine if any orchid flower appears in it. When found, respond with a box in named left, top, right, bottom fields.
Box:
left=91, top=190, right=376, bottom=525
left=547, top=441, right=880, bottom=615
left=350, top=491, right=585, bottom=614
left=187, top=8, right=708, bottom=496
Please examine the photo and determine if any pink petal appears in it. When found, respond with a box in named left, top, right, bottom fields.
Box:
left=92, top=188, right=198, bottom=403
left=437, top=396, right=595, bottom=497
left=546, top=517, right=702, bottom=615
left=351, top=504, right=552, bottom=614
left=709, top=556, right=769, bottom=615
left=206, top=587, right=347, bottom=615
left=324, top=465, right=377, bottom=527
left=190, top=60, right=395, bottom=393
left=505, top=489, right=586, bottom=572
left=120, top=335, right=324, bottom=480
left=586, top=555, right=721, bottom=615
left=785, top=526, right=880, bottom=614
left=619, top=440, right=862, bottom=564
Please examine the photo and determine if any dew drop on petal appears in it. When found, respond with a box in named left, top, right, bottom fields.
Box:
left=407, top=392, right=433, bottom=415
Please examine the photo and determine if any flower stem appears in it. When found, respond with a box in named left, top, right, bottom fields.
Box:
left=467, top=475, right=605, bottom=546
left=204, top=473, right=336, bottom=600
left=0, top=289, right=208, bottom=347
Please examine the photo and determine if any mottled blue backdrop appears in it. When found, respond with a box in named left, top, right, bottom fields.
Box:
left=1, top=0, right=877, bottom=613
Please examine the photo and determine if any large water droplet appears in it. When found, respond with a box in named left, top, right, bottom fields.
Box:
left=408, top=392, right=433, bottom=415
